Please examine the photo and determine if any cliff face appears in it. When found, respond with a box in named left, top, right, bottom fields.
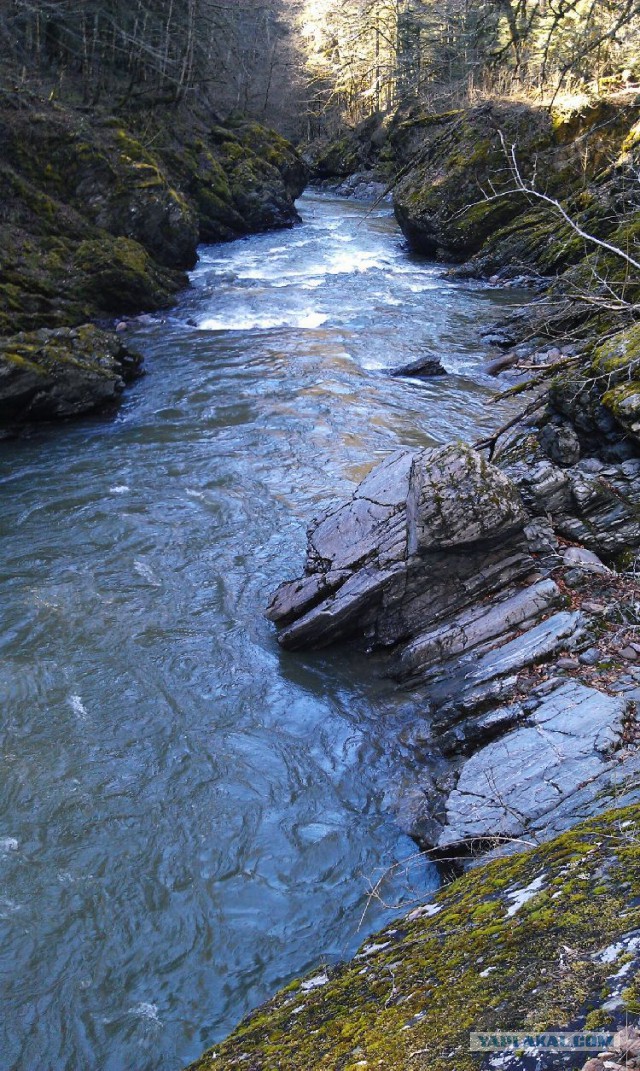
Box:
left=0, top=92, right=308, bottom=423
left=0, top=95, right=308, bottom=336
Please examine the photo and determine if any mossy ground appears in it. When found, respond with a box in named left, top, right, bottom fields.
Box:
left=187, top=804, right=640, bottom=1071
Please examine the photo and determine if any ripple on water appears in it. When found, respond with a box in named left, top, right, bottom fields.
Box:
left=0, top=193, right=522, bottom=1071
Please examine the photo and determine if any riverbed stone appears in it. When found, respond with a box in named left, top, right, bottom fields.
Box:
left=389, top=354, right=448, bottom=377
left=435, top=682, right=629, bottom=854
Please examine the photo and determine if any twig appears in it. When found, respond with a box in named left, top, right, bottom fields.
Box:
left=474, top=395, right=547, bottom=460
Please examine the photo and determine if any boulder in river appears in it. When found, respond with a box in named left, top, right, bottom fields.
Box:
left=0, top=325, right=142, bottom=424
left=267, top=442, right=530, bottom=651
left=389, top=354, right=448, bottom=377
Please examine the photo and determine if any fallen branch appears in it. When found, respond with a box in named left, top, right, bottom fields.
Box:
left=474, top=395, right=547, bottom=461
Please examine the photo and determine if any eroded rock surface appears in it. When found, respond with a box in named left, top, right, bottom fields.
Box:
left=0, top=325, right=142, bottom=422
left=267, top=432, right=640, bottom=863
left=267, top=443, right=530, bottom=650
left=437, top=682, right=629, bottom=854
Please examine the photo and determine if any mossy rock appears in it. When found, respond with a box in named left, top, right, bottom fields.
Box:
left=0, top=325, right=142, bottom=422
left=591, top=322, right=640, bottom=440
left=71, top=235, right=186, bottom=313
left=392, top=101, right=555, bottom=257
left=392, top=97, right=640, bottom=264
left=0, top=223, right=185, bottom=334
left=548, top=321, right=640, bottom=450
left=306, top=113, right=388, bottom=179
left=0, top=94, right=307, bottom=335
left=186, top=804, right=640, bottom=1071
left=0, top=105, right=199, bottom=269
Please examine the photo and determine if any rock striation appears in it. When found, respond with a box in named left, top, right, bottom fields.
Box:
left=267, top=429, right=640, bottom=862
left=267, top=443, right=530, bottom=650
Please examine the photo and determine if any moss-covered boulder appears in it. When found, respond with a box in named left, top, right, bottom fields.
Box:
left=392, top=101, right=554, bottom=258
left=0, top=325, right=142, bottom=423
left=305, top=112, right=390, bottom=179
left=0, top=103, right=199, bottom=269
left=0, top=94, right=307, bottom=338
left=162, top=121, right=306, bottom=243
left=392, top=97, right=640, bottom=263
left=594, top=321, right=640, bottom=440
left=186, top=803, right=640, bottom=1071
left=0, top=221, right=185, bottom=335
left=549, top=321, right=640, bottom=453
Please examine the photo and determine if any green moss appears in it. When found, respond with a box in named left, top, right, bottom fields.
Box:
left=584, top=1009, right=614, bottom=1029
left=185, top=805, right=640, bottom=1071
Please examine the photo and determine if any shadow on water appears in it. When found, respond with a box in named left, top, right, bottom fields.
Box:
left=0, top=193, right=522, bottom=1071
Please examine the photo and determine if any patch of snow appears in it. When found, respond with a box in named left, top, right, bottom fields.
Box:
left=406, top=904, right=442, bottom=922
left=301, top=973, right=329, bottom=991
left=356, top=942, right=390, bottom=958
left=597, top=933, right=640, bottom=964
left=505, top=875, right=546, bottom=917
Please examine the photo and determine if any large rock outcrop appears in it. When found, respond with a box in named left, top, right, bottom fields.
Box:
left=267, top=433, right=640, bottom=860
left=0, top=96, right=308, bottom=338
left=391, top=96, right=640, bottom=280
left=0, top=325, right=142, bottom=422
left=267, top=443, right=530, bottom=650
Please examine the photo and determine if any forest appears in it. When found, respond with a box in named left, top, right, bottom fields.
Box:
left=3, top=0, right=639, bottom=131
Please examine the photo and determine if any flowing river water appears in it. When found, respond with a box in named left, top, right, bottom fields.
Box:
left=0, top=194, right=520, bottom=1071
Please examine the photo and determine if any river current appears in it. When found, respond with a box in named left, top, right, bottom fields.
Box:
left=0, top=194, right=518, bottom=1071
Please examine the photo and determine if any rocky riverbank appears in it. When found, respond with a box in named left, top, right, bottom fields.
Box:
left=0, top=90, right=307, bottom=427
left=188, top=802, right=640, bottom=1071
left=187, top=331, right=640, bottom=1071
left=182, top=94, right=640, bottom=1071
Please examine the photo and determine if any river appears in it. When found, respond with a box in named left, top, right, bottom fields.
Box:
left=0, top=193, right=519, bottom=1071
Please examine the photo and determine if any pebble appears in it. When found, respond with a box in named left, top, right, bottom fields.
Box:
left=558, top=657, right=580, bottom=669
left=115, top=320, right=128, bottom=332
left=583, top=601, right=606, bottom=613
left=564, top=568, right=586, bottom=586
left=620, top=647, right=638, bottom=661
left=579, top=648, right=602, bottom=666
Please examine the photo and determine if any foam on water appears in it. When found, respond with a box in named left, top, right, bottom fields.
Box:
left=198, top=311, right=328, bottom=331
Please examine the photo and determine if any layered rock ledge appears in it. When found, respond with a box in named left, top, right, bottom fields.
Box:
left=267, top=426, right=640, bottom=859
